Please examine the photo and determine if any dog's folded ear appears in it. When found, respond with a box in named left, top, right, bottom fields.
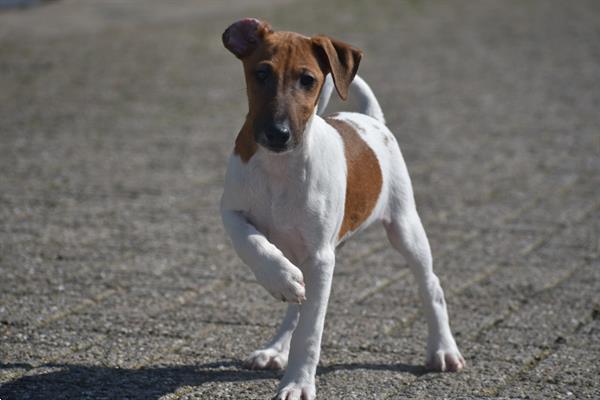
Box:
left=312, top=35, right=362, bottom=101
left=223, top=18, right=273, bottom=59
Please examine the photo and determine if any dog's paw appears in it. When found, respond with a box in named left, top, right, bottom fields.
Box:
left=274, top=382, right=316, bottom=400
left=262, top=263, right=305, bottom=304
left=426, top=345, right=465, bottom=372
left=244, top=347, right=288, bottom=370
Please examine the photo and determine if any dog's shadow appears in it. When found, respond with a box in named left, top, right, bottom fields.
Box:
left=0, top=360, right=427, bottom=399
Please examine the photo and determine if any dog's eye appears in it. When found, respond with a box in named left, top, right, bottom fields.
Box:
left=299, top=74, right=315, bottom=89
left=255, top=69, right=269, bottom=83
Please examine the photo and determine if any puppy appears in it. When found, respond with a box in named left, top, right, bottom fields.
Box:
left=220, top=18, right=464, bottom=400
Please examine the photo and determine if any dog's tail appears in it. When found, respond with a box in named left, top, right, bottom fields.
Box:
left=317, top=74, right=386, bottom=125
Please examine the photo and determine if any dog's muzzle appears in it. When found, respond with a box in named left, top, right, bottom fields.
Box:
left=259, top=121, right=292, bottom=152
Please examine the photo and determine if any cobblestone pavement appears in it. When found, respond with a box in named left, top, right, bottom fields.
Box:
left=1, top=1, right=599, bottom=399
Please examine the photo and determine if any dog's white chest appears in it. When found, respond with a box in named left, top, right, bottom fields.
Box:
left=244, top=170, right=308, bottom=258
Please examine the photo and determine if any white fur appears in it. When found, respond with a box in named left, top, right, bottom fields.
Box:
left=221, top=75, right=464, bottom=400
left=317, top=74, right=385, bottom=125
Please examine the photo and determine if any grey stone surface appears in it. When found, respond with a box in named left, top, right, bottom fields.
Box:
left=1, top=0, right=599, bottom=398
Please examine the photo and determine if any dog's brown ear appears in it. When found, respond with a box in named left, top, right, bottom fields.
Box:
left=312, top=35, right=362, bottom=100
left=223, top=18, right=273, bottom=59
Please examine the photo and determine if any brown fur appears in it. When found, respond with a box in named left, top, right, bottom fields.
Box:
left=312, top=35, right=361, bottom=100
left=234, top=123, right=257, bottom=163
left=325, top=116, right=383, bottom=240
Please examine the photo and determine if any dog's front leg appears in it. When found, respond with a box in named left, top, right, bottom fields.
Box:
left=275, top=248, right=335, bottom=400
left=245, top=304, right=300, bottom=370
left=221, top=209, right=306, bottom=303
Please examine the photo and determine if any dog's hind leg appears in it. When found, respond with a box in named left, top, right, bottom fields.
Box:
left=244, top=304, right=299, bottom=370
left=384, top=197, right=465, bottom=372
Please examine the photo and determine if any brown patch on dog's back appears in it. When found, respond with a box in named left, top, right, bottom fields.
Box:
left=326, top=116, right=383, bottom=240
left=234, top=122, right=257, bottom=162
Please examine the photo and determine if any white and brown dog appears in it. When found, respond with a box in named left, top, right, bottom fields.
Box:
left=220, top=18, right=464, bottom=400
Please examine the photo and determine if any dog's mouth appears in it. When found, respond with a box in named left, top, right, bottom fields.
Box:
left=255, top=131, right=295, bottom=154
left=258, top=141, right=293, bottom=154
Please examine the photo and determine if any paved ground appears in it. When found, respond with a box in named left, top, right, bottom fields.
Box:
left=1, top=0, right=599, bottom=399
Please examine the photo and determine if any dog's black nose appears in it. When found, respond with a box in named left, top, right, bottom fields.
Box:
left=265, top=122, right=291, bottom=148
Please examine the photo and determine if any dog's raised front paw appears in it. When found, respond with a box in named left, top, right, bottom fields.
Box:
left=244, top=347, right=288, bottom=370
left=274, top=382, right=316, bottom=400
left=426, top=345, right=465, bottom=372
left=260, top=263, right=305, bottom=304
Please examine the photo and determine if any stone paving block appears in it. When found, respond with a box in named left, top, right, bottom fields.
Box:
left=0, top=286, right=114, bottom=334
left=486, top=263, right=598, bottom=332
left=174, top=282, right=286, bottom=329
left=404, top=360, right=522, bottom=399
left=465, top=264, right=599, bottom=396
left=0, top=336, right=82, bottom=367
left=38, top=281, right=225, bottom=337
left=363, top=226, right=541, bottom=301
left=323, top=313, right=425, bottom=358
left=499, top=346, right=600, bottom=400
left=0, top=259, right=112, bottom=297
left=565, top=319, right=600, bottom=352
left=316, top=349, right=423, bottom=399
left=448, top=260, right=579, bottom=337
left=506, top=179, right=599, bottom=227
left=335, top=227, right=388, bottom=264
left=537, top=217, right=600, bottom=260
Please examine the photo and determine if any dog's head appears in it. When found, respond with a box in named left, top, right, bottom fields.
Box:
left=223, top=18, right=362, bottom=154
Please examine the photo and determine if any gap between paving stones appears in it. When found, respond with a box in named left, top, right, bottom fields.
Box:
left=477, top=275, right=599, bottom=397
left=34, top=288, right=120, bottom=329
